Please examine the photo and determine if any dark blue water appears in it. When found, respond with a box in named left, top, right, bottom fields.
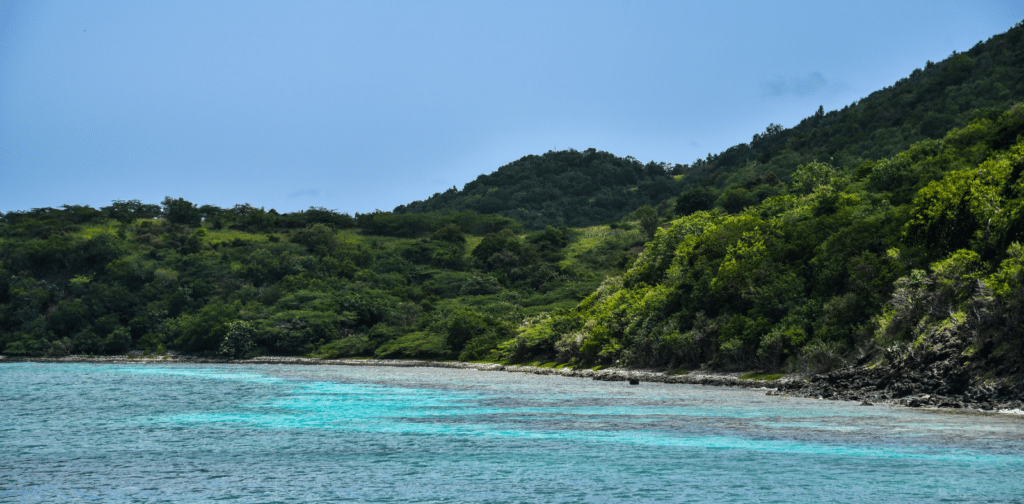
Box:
left=2, top=363, right=1023, bottom=503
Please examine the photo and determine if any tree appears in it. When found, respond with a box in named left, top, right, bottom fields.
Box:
left=436, top=308, right=500, bottom=357
left=198, top=204, right=224, bottom=220
left=675, top=187, right=715, bottom=216
left=291, top=223, right=341, bottom=256
left=431, top=223, right=466, bottom=243
left=635, top=206, right=659, bottom=240
left=717, top=188, right=756, bottom=213
left=643, top=161, right=668, bottom=177
left=105, top=199, right=161, bottom=225
left=161, top=197, right=202, bottom=227
left=244, top=207, right=277, bottom=231
left=219, top=321, right=256, bottom=358
left=471, top=229, right=522, bottom=267
left=790, top=161, right=836, bottom=195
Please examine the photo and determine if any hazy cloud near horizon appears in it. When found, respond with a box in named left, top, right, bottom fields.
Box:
left=763, top=72, right=829, bottom=98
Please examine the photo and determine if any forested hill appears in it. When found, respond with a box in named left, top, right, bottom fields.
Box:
left=395, top=21, right=1024, bottom=230
left=506, top=105, right=1024, bottom=374
left=395, top=150, right=683, bottom=229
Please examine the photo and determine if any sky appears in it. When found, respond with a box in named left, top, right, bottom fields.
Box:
left=2, top=1, right=1023, bottom=216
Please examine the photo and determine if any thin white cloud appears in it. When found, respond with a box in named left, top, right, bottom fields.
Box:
left=764, top=72, right=828, bottom=97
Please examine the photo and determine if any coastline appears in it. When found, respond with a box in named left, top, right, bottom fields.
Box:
left=3, top=354, right=1021, bottom=415
left=0, top=353, right=790, bottom=388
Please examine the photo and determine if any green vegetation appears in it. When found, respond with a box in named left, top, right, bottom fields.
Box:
left=2, top=21, right=1024, bottom=386
left=0, top=198, right=623, bottom=361
left=395, top=150, right=684, bottom=230
left=739, top=373, right=784, bottom=381
left=491, top=104, right=1024, bottom=376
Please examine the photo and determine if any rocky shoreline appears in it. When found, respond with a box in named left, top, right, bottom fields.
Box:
left=773, top=364, right=1024, bottom=414
left=4, top=354, right=1022, bottom=415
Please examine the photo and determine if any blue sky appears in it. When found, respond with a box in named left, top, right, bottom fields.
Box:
left=2, top=1, right=1022, bottom=215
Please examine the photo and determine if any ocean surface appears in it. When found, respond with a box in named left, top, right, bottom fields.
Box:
left=1, top=363, right=1023, bottom=503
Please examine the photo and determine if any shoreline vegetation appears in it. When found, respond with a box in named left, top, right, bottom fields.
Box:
left=4, top=353, right=1022, bottom=415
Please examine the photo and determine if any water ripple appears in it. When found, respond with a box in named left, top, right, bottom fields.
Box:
left=2, top=363, right=1023, bottom=503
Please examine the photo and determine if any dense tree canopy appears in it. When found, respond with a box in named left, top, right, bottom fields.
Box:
left=394, top=150, right=684, bottom=229
left=494, top=106, right=1024, bottom=376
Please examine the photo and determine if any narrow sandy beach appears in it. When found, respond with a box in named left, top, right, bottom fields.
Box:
left=0, top=353, right=790, bottom=388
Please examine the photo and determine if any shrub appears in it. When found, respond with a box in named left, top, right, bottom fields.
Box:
left=716, top=187, right=756, bottom=213
left=373, top=331, right=445, bottom=359
left=798, top=339, right=846, bottom=374
left=316, top=334, right=373, bottom=358
left=219, top=321, right=256, bottom=358
left=675, top=187, right=716, bottom=216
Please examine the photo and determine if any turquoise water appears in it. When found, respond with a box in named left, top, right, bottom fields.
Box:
left=2, top=363, right=1023, bottom=503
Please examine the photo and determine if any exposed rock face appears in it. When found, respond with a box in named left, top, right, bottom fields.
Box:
left=775, top=331, right=1024, bottom=411
left=776, top=366, right=1024, bottom=410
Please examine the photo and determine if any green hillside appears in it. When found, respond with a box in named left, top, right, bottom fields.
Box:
left=499, top=106, right=1024, bottom=379
left=395, top=149, right=684, bottom=230
left=2, top=21, right=1023, bottom=396
left=396, top=21, right=1024, bottom=229
left=0, top=200, right=642, bottom=359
